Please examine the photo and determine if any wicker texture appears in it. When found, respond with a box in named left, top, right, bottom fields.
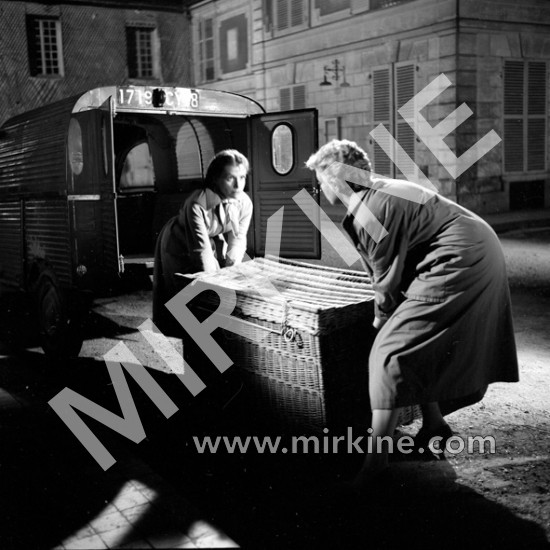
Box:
left=181, top=256, right=419, bottom=432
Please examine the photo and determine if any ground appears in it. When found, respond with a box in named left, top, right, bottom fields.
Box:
left=77, top=226, right=550, bottom=545
left=1, top=226, right=549, bottom=548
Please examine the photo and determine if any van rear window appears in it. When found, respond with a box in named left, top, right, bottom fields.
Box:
left=119, top=141, right=155, bottom=190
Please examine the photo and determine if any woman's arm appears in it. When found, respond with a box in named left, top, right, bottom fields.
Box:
left=360, top=199, right=409, bottom=326
left=187, top=201, right=220, bottom=272
left=225, top=196, right=253, bottom=266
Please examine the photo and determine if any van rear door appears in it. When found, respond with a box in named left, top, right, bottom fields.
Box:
left=69, top=96, right=121, bottom=292
left=249, top=109, right=320, bottom=259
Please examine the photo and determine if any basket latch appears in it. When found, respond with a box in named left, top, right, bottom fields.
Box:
left=282, top=326, right=303, bottom=348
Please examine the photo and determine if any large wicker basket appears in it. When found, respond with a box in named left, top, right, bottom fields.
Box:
left=179, top=256, right=418, bottom=433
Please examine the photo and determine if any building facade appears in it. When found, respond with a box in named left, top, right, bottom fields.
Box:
left=189, top=0, right=550, bottom=214
left=0, top=0, right=192, bottom=123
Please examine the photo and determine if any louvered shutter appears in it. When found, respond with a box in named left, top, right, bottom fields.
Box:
left=504, top=60, right=547, bottom=173
left=504, top=60, right=525, bottom=172
left=504, top=119, right=524, bottom=173
left=527, top=62, right=547, bottom=171
left=279, top=85, right=305, bottom=110
left=395, top=64, right=416, bottom=179
left=280, top=87, right=291, bottom=110
left=372, top=67, right=392, bottom=176
left=276, top=0, right=289, bottom=30
left=291, top=0, right=304, bottom=27
left=293, top=85, right=306, bottom=109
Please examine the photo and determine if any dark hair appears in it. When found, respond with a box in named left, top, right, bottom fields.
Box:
left=204, top=149, right=250, bottom=190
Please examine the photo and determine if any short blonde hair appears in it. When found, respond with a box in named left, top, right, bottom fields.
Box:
left=305, top=139, right=372, bottom=173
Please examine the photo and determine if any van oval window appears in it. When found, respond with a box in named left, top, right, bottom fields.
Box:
left=272, top=124, right=293, bottom=175
left=68, top=118, right=83, bottom=176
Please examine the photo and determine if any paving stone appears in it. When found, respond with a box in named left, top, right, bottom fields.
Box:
left=62, top=533, right=108, bottom=549
left=98, top=523, right=142, bottom=548
left=112, top=484, right=152, bottom=510
left=117, top=540, right=154, bottom=549
left=90, top=509, right=132, bottom=534
left=146, top=532, right=197, bottom=549
left=67, top=524, right=97, bottom=541
left=119, top=502, right=153, bottom=525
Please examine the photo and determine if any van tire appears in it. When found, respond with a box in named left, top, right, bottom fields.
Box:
left=36, top=274, right=83, bottom=358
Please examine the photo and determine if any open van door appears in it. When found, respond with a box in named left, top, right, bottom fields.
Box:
left=97, top=97, right=122, bottom=284
left=69, top=96, right=121, bottom=292
left=249, top=109, right=320, bottom=259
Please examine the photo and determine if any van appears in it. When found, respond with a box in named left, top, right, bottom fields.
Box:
left=0, top=85, right=319, bottom=357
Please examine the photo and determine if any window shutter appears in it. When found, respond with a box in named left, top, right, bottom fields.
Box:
left=504, top=119, right=524, bottom=173
left=280, top=87, right=291, bottom=110
left=276, top=0, right=289, bottom=30
left=527, top=119, right=545, bottom=171
left=293, top=85, right=306, bottom=109
left=528, top=62, right=546, bottom=115
left=372, top=67, right=392, bottom=176
left=504, top=60, right=547, bottom=173
left=504, top=60, right=525, bottom=172
left=26, top=16, right=39, bottom=76
left=291, top=0, right=304, bottom=27
left=527, top=62, right=547, bottom=171
left=279, top=85, right=305, bottom=110
left=126, top=27, right=138, bottom=78
left=504, top=61, right=524, bottom=115
left=395, top=64, right=416, bottom=179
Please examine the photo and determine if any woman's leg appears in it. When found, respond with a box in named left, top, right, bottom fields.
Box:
left=353, top=407, right=402, bottom=486
left=420, top=402, right=446, bottom=431
left=416, top=402, right=452, bottom=456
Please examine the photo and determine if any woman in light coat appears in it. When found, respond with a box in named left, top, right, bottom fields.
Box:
left=153, top=149, right=252, bottom=336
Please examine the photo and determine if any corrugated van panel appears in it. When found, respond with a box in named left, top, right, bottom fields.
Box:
left=0, top=97, right=77, bottom=197
left=25, top=200, right=72, bottom=286
left=0, top=201, right=23, bottom=287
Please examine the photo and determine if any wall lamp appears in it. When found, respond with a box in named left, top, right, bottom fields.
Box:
left=320, top=59, right=350, bottom=87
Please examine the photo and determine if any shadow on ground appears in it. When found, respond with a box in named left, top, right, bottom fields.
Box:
left=138, top=375, right=550, bottom=550
left=0, top=351, right=228, bottom=549
left=1, top=295, right=549, bottom=549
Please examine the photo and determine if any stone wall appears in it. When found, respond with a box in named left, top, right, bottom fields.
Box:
left=456, top=1, right=550, bottom=213
left=190, top=0, right=550, bottom=213
left=0, top=1, right=191, bottom=124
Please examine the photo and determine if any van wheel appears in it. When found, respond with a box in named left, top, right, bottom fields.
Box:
left=37, top=276, right=83, bottom=358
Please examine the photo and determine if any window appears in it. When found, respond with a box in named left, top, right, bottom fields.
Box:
left=198, top=18, right=215, bottom=82
left=280, top=85, right=306, bottom=111
left=504, top=60, right=547, bottom=173
left=324, top=118, right=340, bottom=144
left=220, top=14, right=248, bottom=74
left=26, top=16, right=64, bottom=77
left=119, top=142, right=155, bottom=190
left=268, top=0, right=307, bottom=33
left=126, top=26, right=160, bottom=79
left=176, top=119, right=214, bottom=182
left=68, top=119, right=83, bottom=176
left=315, top=0, right=350, bottom=16
left=272, top=124, right=294, bottom=174
left=371, top=63, right=416, bottom=177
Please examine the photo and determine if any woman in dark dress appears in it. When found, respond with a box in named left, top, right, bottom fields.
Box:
left=153, top=149, right=252, bottom=336
left=306, top=139, right=519, bottom=486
